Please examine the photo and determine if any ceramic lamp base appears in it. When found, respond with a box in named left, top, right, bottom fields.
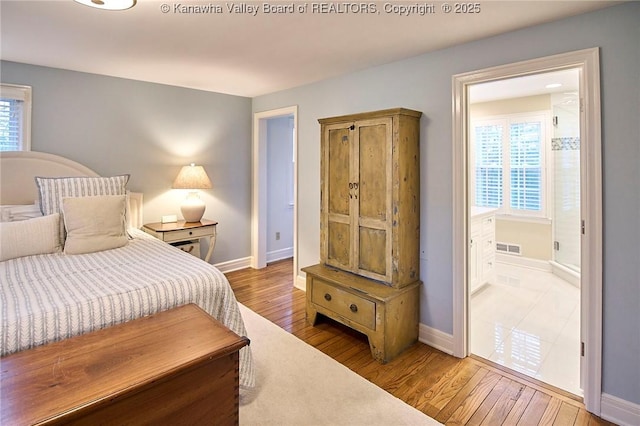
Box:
left=181, top=192, right=206, bottom=223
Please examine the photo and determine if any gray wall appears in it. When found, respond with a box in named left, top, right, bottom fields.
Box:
left=252, top=3, right=640, bottom=404
left=0, top=61, right=252, bottom=264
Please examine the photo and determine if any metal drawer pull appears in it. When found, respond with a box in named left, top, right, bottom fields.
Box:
left=324, top=293, right=332, bottom=301
left=350, top=304, right=358, bottom=313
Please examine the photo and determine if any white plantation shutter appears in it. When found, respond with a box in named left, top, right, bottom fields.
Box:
left=472, top=112, right=548, bottom=218
left=0, top=98, right=23, bottom=151
left=0, top=84, right=31, bottom=151
left=474, top=124, right=503, bottom=208
left=510, top=121, right=542, bottom=212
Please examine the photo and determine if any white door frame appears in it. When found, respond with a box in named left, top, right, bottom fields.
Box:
left=252, top=106, right=299, bottom=275
left=451, top=48, right=602, bottom=414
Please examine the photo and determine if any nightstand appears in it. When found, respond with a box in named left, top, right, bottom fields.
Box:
left=143, top=219, right=218, bottom=262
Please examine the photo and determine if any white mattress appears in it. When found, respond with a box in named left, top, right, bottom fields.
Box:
left=0, top=229, right=255, bottom=389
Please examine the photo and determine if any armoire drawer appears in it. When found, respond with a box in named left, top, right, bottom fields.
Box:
left=304, top=264, right=420, bottom=363
left=311, top=279, right=376, bottom=330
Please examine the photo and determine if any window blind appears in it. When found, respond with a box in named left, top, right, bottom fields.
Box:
left=472, top=112, right=548, bottom=218
left=510, top=121, right=542, bottom=211
left=0, top=98, right=24, bottom=151
left=475, top=124, right=503, bottom=208
left=0, top=84, right=31, bottom=152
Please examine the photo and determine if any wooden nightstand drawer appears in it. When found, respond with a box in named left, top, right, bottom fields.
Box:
left=143, top=220, right=218, bottom=263
left=311, top=279, right=376, bottom=330
left=162, top=226, right=214, bottom=243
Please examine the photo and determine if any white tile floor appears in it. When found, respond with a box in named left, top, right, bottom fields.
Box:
left=469, top=263, right=582, bottom=395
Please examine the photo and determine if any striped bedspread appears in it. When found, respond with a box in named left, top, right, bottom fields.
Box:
left=0, top=229, right=255, bottom=390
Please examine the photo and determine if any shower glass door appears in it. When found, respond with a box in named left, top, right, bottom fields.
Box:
left=551, top=93, right=581, bottom=273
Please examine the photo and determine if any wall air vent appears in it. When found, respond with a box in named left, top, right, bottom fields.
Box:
left=496, top=242, right=521, bottom=256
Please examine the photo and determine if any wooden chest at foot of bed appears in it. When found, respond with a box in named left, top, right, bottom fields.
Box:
left=0, top=304, right=249, bottom=426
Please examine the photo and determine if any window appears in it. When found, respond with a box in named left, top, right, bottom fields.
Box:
left=0, top=84, right=32, bottom=151
left=471, top=112, right=550, bottom=218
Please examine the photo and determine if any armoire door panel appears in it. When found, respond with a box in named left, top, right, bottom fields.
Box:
left=327, top=221, right=351, bottom=268
left=359, top=227, right=387, bottom=276
left=327, top=127, right=351, bottom=216
left=357, top=123, right=388, bottom=221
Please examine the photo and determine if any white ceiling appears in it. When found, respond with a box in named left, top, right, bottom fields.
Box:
left=470, top=68, right=580, bottom=103
left=0, top=0, right=620, bottom=97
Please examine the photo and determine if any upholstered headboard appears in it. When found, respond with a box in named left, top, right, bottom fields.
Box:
left=0, top=151, right=143, bottom=229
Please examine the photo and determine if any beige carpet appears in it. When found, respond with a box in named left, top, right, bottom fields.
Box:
left=238, top=303, right=441, bottom=426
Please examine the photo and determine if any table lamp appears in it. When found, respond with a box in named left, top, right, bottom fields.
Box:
left=172, top=163, right=212, bottom=223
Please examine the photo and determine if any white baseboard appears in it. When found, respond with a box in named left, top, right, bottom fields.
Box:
left=294, top=274, right=306, bottom=291
left=549, top=260, right=580, bottom=288
left=419, top=323, right=454, bottom=355
left=214, top=256, right=252, bottom=273
left=496, top=253, right=552, bottom=272
left=601, top=393, right=640, bottom=426
left=267, top=247, right=293, bottom=263
left=498, top=255, right=581, bottom=288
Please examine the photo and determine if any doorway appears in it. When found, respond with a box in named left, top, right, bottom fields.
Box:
left=451, top=48, right=603, bottom=415
left=252, top=106, right=299, bottom=280
left=466, top=69, right=581, bottom=395
left=266, top=115, right=295, bottom=263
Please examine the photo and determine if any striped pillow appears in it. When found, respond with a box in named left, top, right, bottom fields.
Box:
left=35, top=175, right=130, bottom=245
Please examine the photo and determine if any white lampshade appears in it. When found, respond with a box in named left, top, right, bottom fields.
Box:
left=172, top=164, right=212, bottom=190
left=74, top=0, right=136, bottom=10
left=172, top=164, right=212, bottom=223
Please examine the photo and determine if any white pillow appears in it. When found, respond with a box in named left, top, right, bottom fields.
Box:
left=62, top=195, right=128, bottom=255
left=0, top=203, right=43, bottom=222
left=35, top=174, right=129, bottom=245
left=0, top=213, right=61, bottom=261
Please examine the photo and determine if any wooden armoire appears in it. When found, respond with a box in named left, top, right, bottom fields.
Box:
left=303, top=108, right=422, bottom=363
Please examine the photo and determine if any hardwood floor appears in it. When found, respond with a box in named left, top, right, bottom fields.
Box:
left=226, top=259, right=614, bottom=426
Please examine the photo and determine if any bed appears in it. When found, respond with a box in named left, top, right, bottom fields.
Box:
left=0, top=151, right=255, bottom=391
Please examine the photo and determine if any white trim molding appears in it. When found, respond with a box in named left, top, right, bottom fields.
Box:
left=214, top=256, right=252, bottom=273
left=452, top=48, right=602, bottom=414
left=495, top=254, right=552, bottom=272
left=251, top=106, right=299, bottom=296
left=601, top=393, right=640, bottom=426
left=267, top=247, right=294, bottom=263
left=294, top=274, right=306, bottom=292
left=419, top=324, right=454, bottom=355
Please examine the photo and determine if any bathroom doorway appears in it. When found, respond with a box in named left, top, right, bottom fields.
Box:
left=466, top=68, right=582, bottom=396
left=452, top=48, right=602, bottom=414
